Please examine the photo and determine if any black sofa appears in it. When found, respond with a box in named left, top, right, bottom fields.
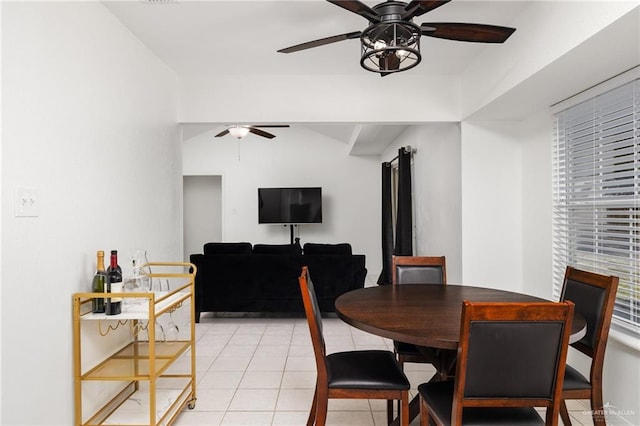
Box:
left=189, top=242, right=367, bottom=322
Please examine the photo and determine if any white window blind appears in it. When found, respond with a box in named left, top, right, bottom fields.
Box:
left=552, top=79, right=639, bottom=336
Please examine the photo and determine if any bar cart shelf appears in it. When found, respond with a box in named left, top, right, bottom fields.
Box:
left=73, top=262, right=197, bottom=426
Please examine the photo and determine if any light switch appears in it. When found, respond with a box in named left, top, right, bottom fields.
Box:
left=15, top=186, right=39, bottom=217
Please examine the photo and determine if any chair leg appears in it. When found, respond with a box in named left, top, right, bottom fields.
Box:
left=591, top=389, right=606, bottom=426
left=396, top=357, right=404, bottom=418
left=307, top=385, right=318, bottom=426
left=559, top=400, right=572, bottom=426
left=400, top=391, right=409, bottom=426
left=420, top=394, right=429, bottom=426
left=315, top=388, right=329, bottom=426
left=387, top=400, right=393, bottom=425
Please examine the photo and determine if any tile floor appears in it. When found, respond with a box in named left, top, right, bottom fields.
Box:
left=172, top=314, right=599, bottom=426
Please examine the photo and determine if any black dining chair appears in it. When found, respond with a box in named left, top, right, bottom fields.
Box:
left=418, top=300, right=575, bottom=426
left=559, top=266, right=619, bottom=426
left=392, top=255, right=447, bottom=286
left=392, top=256, right=448, bottom=375
left=298, top=266, right=410, bottom=426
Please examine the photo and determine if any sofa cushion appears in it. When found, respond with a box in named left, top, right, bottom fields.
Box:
left=253, top=244, right=302, bottom=255
left=304, top=243, right=352, bottom=256
left=203, top=242, right=253, bottom=255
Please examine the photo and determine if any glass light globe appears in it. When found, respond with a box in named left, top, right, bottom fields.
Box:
left=229, top=126, right=250, bottom=139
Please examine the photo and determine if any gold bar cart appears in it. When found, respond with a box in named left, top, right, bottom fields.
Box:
left=73, top=262, right=197, bottom=425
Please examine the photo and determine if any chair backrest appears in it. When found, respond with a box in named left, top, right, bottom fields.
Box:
left=298, top=266, right=328, bottom=380
left=453, top=301, right=574, bottom=425
left=560, top=266, right=619, bottom=366
left=392, top=255, right=446, bottom=285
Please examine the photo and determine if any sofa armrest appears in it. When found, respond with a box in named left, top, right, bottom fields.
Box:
left=303, top=254, right=366, bottom=311
left=189, top=253, right=205, bottom=321
left=351, top=254, right=367, bottom=290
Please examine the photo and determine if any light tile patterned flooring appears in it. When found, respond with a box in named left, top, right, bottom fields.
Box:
left=173, top=314, right=598, bottom=426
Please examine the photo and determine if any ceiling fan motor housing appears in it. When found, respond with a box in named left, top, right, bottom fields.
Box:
left=361, top=2, right=421, bottom=75
left=372, top=1, right=409, bottom=22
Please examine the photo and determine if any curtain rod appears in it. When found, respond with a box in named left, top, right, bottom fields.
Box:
left=388, top=145, right=414, bottom=164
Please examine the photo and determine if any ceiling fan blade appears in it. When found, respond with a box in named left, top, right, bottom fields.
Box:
left=278, top=31, right=361, bottom=53
left=248, top=128, right=276, bottom=139
left=403, top=0, right=451, bottom=20
left=421, top=22, right=516, bottom=43
left=326, top=0, right=380, bottom=22
left=214, top=129, right=230, bottom=137
left=252, top=125, right=290, bottom=129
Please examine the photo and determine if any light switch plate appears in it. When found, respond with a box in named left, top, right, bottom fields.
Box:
left=15, top=186, right=39, bottom=217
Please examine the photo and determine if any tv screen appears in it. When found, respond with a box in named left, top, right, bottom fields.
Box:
left=258, top=187, right=322, bottom=224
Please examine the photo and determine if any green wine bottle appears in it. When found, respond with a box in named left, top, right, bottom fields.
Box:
left=91, top=250, right=106, bottom=313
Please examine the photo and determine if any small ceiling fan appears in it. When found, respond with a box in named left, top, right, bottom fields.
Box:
left=278, top=0, right=516, bottom=76
left=215, top=125, right=290, bottom=139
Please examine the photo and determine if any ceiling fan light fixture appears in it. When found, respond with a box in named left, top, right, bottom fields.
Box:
left=360, top=21, right=421, bottom=75
left=228, top=126, right=250, bottom=139
left=395, top=48, right=410, bottom=58
left=373, top=39, right=387, bottom=51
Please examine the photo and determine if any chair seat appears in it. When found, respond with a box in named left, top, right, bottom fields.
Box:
left=418, top=381, right=545, bottom=426
left=563, top=364, right=592, bottom=391
left=326, top=350, right=410, bottom=390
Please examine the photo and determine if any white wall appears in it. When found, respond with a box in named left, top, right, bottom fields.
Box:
left=178, top=74, right=460, bottom=124
left=1, top=3, right=179, bottom=424
left=460, top=1, right=639, bottom=119
left=460, top=121, right=523, bottom=290
left=183, top=175, right=222, bottom=261
left=380, top=124, right=463, bottom=284
left=520, top=111, right=555, bottom=299
left=0, top=0, right=3, bottom=421
left=182, top=125, right=381, bottom=273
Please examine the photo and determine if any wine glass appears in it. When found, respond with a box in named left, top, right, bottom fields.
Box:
left=158, top=279, right=179, bottom=341
left=139, top=319, right=166, bottom=343
left=165, top=310, right=180, bottom=341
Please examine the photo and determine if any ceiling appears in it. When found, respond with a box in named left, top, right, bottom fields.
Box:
left=103, top=0, right=528, bottom=77
left=103, top=0, right=528, bottom=151
left=102, top=1, right=639, bottom=153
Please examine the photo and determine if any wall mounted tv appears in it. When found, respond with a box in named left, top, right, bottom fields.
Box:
left=258, top=187, right=322, bottom=224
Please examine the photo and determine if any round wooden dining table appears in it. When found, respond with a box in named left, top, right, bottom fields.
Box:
left=334, top=284, right=586, bottom=426
left=335, top=284, right=586, bottom=351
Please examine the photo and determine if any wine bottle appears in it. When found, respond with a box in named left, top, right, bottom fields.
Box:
left=91, top=250, right=107, bottom=313
left=105, top=249, right=123, bottom=315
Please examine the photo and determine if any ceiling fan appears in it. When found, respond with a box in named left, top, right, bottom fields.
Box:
left=215, top=125, right=290, bottom=140
left=277, top=0, right=516, bottom=76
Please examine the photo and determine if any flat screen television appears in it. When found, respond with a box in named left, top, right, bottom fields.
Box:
left=258, top=187, right=322, bottom=224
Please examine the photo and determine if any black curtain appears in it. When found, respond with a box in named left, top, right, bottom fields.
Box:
left=395, top=147, right=413, bottom=256
left=377, top=162, right=393, bottom=285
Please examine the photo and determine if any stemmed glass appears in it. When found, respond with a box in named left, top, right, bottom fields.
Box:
left=165, top=311, right=180, bottom=341
left=148, top=320, right=166, bottom=342
left=158, top=279, right=179, bottom=341
left=135, top=320, right=165, bottom=343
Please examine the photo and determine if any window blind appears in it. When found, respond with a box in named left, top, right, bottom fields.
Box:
left=552, top=79, right=639, bottom=336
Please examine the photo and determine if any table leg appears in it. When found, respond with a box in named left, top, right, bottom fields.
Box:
left=427, top=348, right=457, bottom=381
